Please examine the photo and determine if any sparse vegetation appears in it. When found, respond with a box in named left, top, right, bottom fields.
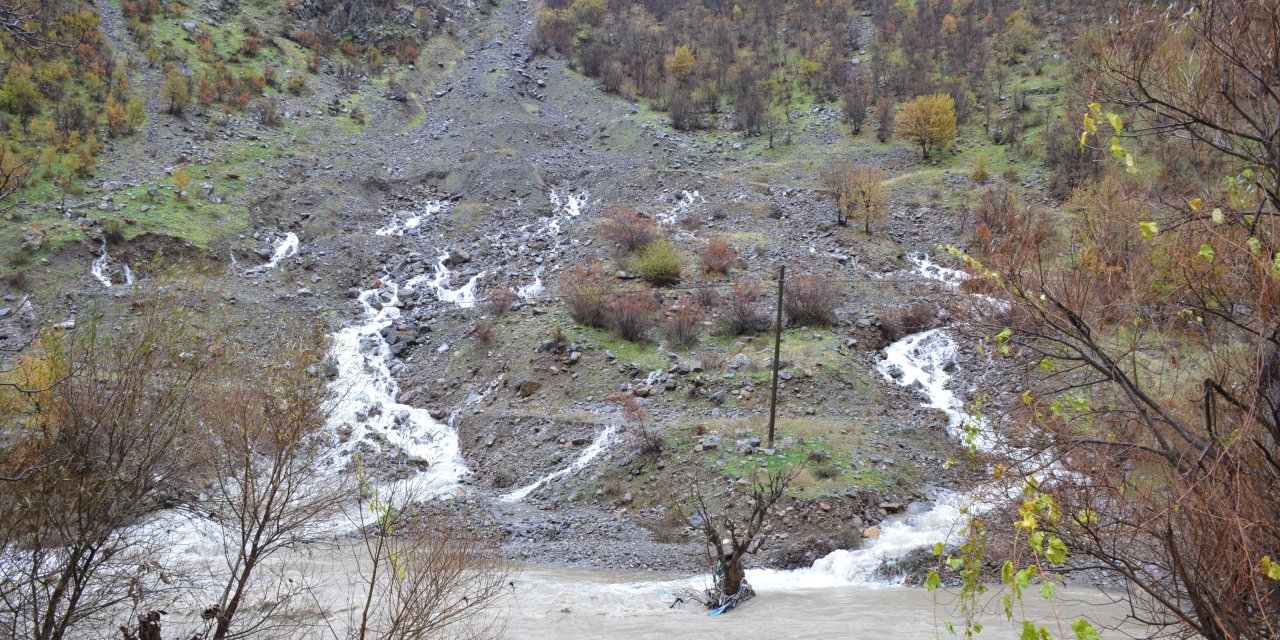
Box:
left=633, top=239, right=683, bottom=286
left=783, top=273, right=840, bottom=328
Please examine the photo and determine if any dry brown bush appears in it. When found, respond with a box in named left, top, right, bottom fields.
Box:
left=717, top=283, right=771, bottom=336
left=559, top=262, right=613, bottom=329
left=663, top=304, right=703, bottom=347
left=700, top=237, right=738, bottom=275
left=783, top=273, right=840, bottom=327
left=878, top=303, right=938, bottom=342
left=596, top=206, right=657, bottom=251
left=610, top=288, right=657, bottom=342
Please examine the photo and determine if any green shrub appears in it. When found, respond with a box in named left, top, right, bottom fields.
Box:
left=634, top=239, right=682, bottom=286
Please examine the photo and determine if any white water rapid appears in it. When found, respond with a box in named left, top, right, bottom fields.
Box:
left=324, top=279, right=468, bottom=495
left=657, top=189, right=705, bottom=227
left=500, top=422, right=621, bottom=502
left=244, top=232, right=299, bottom=274
left=376, top=201, right=443, bottom=236
left=762, top=256, right=992, bottom=586
left=517, top=190, right=588, bottom=299
left=90, top=241, right=134, bottom=288
left=414, top=252, right=483, bottom=308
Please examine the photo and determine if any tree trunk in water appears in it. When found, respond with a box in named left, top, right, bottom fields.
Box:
left=722, top=557, right=745, bottom=596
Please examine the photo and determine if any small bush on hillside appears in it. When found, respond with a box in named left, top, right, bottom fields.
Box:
left=700, top=237, right=737, bottom=275
left=560, top=263, right=613, bottom=329
left=611, top=289, right=656, bottom=342
left=597, top=206, right=657, bottom=251
left=483, top=287, right=518, bottom=317
left=718, top=283, right=771, bottom=336
left=634, top=240, right=682, bottom=286
left=663, top=304, right=703, bottom=347
left=783, top=274, right=840, bottom=327
left=473, top=320, right=494, bottom=344
left=970, top=154, right=989, bottom=183
left=879, top=303, right=938, bottom=342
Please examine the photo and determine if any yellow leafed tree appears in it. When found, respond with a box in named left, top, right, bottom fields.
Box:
left=896, top=93, right=957, bottom=159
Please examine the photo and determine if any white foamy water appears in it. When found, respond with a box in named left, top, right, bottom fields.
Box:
left=324, top=278, right=467, bottom=496
left=410, top=252, right=483, bottom=308
left=748, top=496, right=967, bottom=589
left=769, top=256, right=994, bottom=587
left=244, top=232, right=299, bottom=274
left=90, top=241, right=133, bottom=288
left=657, top=190, right=705, bottom=227
left=376, top=201, right=443, bottom=236
left=911, top=253, right=969, bottom=289
left=500, top=422, right=620, bottom=502
left=516, top=190, right=589, bottom=299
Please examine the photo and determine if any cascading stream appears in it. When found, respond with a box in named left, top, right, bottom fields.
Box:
left=500, top=422, right=621, bottom=502
left=517, top=190, right=588, bottom=299
left=742, top=254, right=994, bottom=587
left=91, top=240, right=134, bottom=288
left=243, top=232, right=299, bottom=274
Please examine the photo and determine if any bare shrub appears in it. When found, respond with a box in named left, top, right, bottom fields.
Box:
left=718, top=283, right=771, bottom=336
left=596, top=206, right=657, bottom=251
left=700, top=237, right=737, bottom=275
left=254, top=97, right=280, bottom=126
left=610, top=288, right=656, bottom=342
left=473, top=320, right=494, bottom=344
left=0, top=295, right=224, bottom=640
left=783, top=273, right=840, bottom=327
left=559, top=262, right=613, bottom=329
left=663, top=304, right=703, bottom=347
left=348, top=483, right=513, bottom=640
left=610, top=394, right=663, bottom=456
left=691, top=285, right=720, bottom=310
left=878, top=303, right=939, bottom=342
left=196, top=329, right=345, bottom=640
left=482, top=287, right=517, bottom=317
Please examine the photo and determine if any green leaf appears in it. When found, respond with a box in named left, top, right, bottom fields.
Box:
left=1248, top=236, right=1263, bottom=255
left=1125, top=153, right=1137, bottom=174
left=945, top=620, right=957, bottom=636
left=925, top=570, right=942, bottom=592
left=947, top=556, right=964, bottom=570
left=932, top=542, right=945, bottom=556
left=1039, top=580, right=1055, bottom=600
left=1029, top=530, right=1046, bottom=553
left=1001, top=560, right=1015, bottom=584
left=1020, top=621, right=1039, bottom=640
left=1138, top=221, right=1158, bottom=240
left=1197, top=243, right=1215, bottom=261
left=1046, top=536, right=1068, bottom=564
left=1106, top=112, right=1123, bottom=134
left=1108, top=136, right=1124, bottom=159
left=1003, top=594, right=1014, bottom=620
left=1072, top=618, right=1102, bottom=640
left=1212, top=208, right=1225, bottom=224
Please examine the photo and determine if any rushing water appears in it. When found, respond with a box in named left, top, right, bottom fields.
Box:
left=90, top=240, right=133, bottom=288
left=517, top=190, right=588, bottom=299
left=243, top=232, right=299, bottom=274
left=320, top=201, right=489, bottom=493
left=491, top=567, right=1135, bottom=640
left=501, top=422, right=621, bottom=502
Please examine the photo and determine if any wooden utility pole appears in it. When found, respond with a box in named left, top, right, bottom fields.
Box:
left=767, top=265, right=784, bottom=449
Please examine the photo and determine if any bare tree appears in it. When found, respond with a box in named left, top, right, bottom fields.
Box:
left=681, top=466, right=798, bottom=609
left=0, top=298, right=223, bottom=640
left=195, top=328, right=348, bottom=640
left=347, top=479, right=514, bottom=640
